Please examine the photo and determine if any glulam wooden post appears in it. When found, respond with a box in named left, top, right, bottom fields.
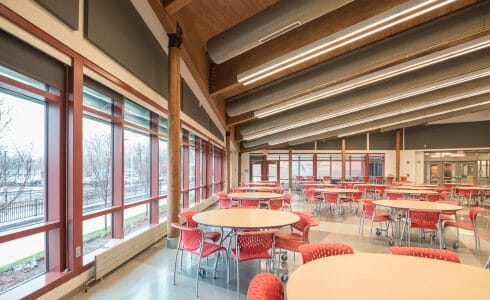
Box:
left=396, top=129, right=401, bottom=182
left=341, top=138, right=346, bottom=181
left=166, top=31, right=182, bottom=248
left=288, top=146, right=292, bottom=190
left=226, top=132, right=231, bottom=192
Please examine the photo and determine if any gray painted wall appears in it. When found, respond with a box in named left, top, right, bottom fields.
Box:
left=36, top=0, right=79, bottom=30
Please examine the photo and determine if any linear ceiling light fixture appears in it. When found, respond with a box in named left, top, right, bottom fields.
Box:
left=336, top=102, right=490, bottom=138
left=243, top=67, right=490, bottom=140
left=253, top=36, right=490, bottom=118
left=267, top=89, right=490, bottom=145
left=238, top=0, right=455, bottom=85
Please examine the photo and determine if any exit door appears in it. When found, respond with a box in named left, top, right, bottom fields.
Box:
left=267, top=161, right=279, bottom=182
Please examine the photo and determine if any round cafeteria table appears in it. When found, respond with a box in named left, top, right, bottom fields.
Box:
left=384, top=188, right=439, bottom=195
left=394, top=185, right=436, bottom=190
left=287, top=253, right=490, bottom=300
left=374, top=199, right=463, bottom=248
left=243, top=182, right=278, bottom=187
left=227, top=192, right=283, bottom=208
left=237, top=186, right=279, bottom=192
left=313, top=188, right=359, bottom=193
left=456, top=186, right=490, bottom=191
left=192, top=208, right=300, bottom=229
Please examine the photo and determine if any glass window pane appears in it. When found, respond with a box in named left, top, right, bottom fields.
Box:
left=83, top=214, right=112, bottom=258
left=0, top=88, right=45, bottom=232
left=0, top=232, right=45, bottom=293
left=83, top=86, right=112, bottom=114
left=124, top=129, right=150, bottom=203
left=83, top=117, right=113, bottom=213
left=124, top=204, right=149, bottom=236
left=159, top=117, right=168, bottom=135
left=124, top=100, right=150, bottom=128
left=0, top=66, right=45, bottom=91
left=159, top=139, right=168, bottom=196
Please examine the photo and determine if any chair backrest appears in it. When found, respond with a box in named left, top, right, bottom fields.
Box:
left=269, top=198, right=283, bottom=210
left=247, top=273, right=284, bottom=300
left=409, top=210, right=439, bottom=226
left=306, top=176, right=314, bottom=181
left=386, top=176, right=394, bottom=183
left=352, top=176, right=359, bottom=182
left=179, top=210, right=198, bottom=227
left=388, top=193, right=403, bottom=200
left=346, top=183, right=354, bottom=189
left=469, top=207, right=486, bottom=224
left=299, top=243, right=354, bottom=264
left=291, top=211, right=320, bottom=243
left=357, top=185, right=366, bottom=192
left=322, top=176, right=331, bottom=182
left=426, top=194, right=439, bottom=202
left=375, top=186, right=385, bottom=193
left=459, top=189, right=472, bottom=197
left=351, top=191, right=362, bottom=201
left=400, top=176, right=408, bottom=182
left=362, top=199, right=376, bottom=218
left=171, top=223, right=203, bottom=252
left=390, top=246, right=460, bottom=263
left=375, top=176, right=383, bottom=183
left=237, top=230, right=278, bottom=257
left=439, top=190, right=449, bottom=200
left=323, top=192, right=338, bottom=204
left=305, top=190, right=317, bottom=200
left=283, top=193, right=293, bottom=204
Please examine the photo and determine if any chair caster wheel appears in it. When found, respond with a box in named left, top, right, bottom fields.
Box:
left=376, top=230, right=382, bottom=236
left=199, top=268, right=206, bottom=277
left=280, top=273, right=288, bottom=282
left=452, top=242, right=459, bottom=249
left=281, top=254, right=288, bottom=261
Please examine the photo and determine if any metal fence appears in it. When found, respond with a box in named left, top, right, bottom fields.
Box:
left=0, top=197, right=44, bottom=224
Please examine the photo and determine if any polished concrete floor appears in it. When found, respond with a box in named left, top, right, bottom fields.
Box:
left=74, top=196, right=490, bottom=300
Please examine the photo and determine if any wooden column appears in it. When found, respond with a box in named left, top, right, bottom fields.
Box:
left=341, top=138, right=346, bottom=181
left=226, top=132, right=231, bottom=192
left=237, top=152, right=242, bottom=184
left=166, top=31, right=182, bottom=248
left=288, top=147, right=293, bottom=190
left=313, top=153, right=318, bottom=180
left=396, top=129, right=401, bottom=181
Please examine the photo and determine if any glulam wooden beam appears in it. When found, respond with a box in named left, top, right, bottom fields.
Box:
left=166, top=32, right=182, bottom=248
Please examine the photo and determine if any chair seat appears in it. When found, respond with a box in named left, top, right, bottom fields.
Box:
left=372, top=214, right=392, bottom=222
left=410, top=222, right=438, bottom=230
left=188, top=242, right=225, bottom=257
left=231, top=248, right=272, bottom=262
left=275, top=237, right=303, bottom=252
left=204, top=231, right=221, bottom=243
left=444, top=221, right=474, bottom=231
left=276, top=231, right=303, bottom=241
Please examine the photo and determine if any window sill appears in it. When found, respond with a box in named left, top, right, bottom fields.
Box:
left=1, top=271, right=71, bottom=299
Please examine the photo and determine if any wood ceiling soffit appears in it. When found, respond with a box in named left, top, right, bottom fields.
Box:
left=212, top=0, right=478, bottom=100
left=229, top=29, right=489, bottom=127
left=148, top=0, right=227, bottom=129
left=165, top=0, right=192, bottom=16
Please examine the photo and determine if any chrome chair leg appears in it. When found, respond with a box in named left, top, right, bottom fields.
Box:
left=173, top=239, right=181, bottom=285
left=196, top=256, right=202, bottom=298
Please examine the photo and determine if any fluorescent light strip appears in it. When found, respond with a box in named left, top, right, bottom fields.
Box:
left=254, top=36, right=490, bottom=118
left=243, top=67, right=490, bottom=140
left=238, top=0, right=451, bottom=84
left=337, top=103, right=490, bottom=138
left=267, top=89, right=490, bottom=145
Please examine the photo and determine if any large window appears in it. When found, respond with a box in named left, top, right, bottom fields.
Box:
left=0, top=67, right=48, bottom=293
left=124, top=129, right=150, bottom=203
left=82, top=87, right=113, bottom=213
left=292, top=154, right=313, bottom=178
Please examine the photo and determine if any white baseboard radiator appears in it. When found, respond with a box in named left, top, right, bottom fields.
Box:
left=94, top=223, right=166, bottom=280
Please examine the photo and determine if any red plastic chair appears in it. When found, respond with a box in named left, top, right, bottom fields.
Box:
left=171, top=223, right=228, bottom=297
left=444, top=207, right=486, bottom=252
left=305, top=189, right=321, bottom=211
left=359, top=199, right=394, bottom=243
left=375, top=176, right=384, bottom=184
left=426, top=194, right=440, bottom=202
left=390, top=246, right=460, bottom=263
left=387, top=192, right=404, bottom=200
left=269, top=198, right=283, bottom=210
left=363, top=176, right=371, bottom=183
left=179, top=210, right=221, bottom=243
left=218, top=192, right=239, bottom=209
left=439, top=190, right=449, bottom=201
left=477, top=233, right=490, bottom=269
left=323, top=192, right=339, bottom=213
left=322, top=176, right=331, bottom=182
left=298, top=243, right=354, bottom=264
left=231, top=230, right=278, bottom=297
left=247, top=273, right=284, bottom=300
left=282, top=193, right=293, bottom=211
left=400, top=176, right=408, bottom=182
left=386, top=176, right=394, bottom=184
left=374, top=186, right=385, bottom=199
left=403, top=210, right=440, bottom=247
left=458, top=188, right=475, bottom=206
left=352, top=176, right=359, bottom=182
